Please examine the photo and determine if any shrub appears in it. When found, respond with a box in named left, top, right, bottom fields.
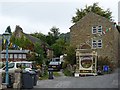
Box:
left=63, top=68, right=73, bottom=76
left=97, top=56, right=114, bottom=73
left=62, top=61, right=68, bottom=69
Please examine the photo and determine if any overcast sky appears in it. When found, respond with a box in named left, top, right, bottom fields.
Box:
left=0, top=0, right=119, bottom=35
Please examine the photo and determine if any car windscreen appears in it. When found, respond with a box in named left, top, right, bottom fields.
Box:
left=21, top=63, right=32, bottom=68
left=0, top=62, right=4, bottom=69
left=49, top=62, right=59, bottom=65
left=3, top=63, right=15, bottom=70
left=52, top=58, right=60, bottom=62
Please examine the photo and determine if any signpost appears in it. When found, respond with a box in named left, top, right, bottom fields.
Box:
left=103, top=65, right=109, bottom=72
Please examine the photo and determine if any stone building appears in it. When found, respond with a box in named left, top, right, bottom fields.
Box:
left=1, top=50, right=29, bottom=62
left=70, top=12, right=119, bottom=75
left=116, top=26, right=120, bottom=67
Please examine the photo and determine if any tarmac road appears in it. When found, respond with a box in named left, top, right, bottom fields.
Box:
left=34, top=68, right=119, bottom=88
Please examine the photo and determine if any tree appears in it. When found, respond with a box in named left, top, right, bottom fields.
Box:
left=46, top=26, right=60, bottom=46
left=34, top=42, right=44, bottom=64
left=49, top=26, right=60, bottom=39
left=72, top=2, right=112, bottom=23
left=46, top=34, right=55, bottom=46
left=31, top=32, right=46, bottom=42
left=10, top=34, right=34, bottom=51
left=5, top=26, right=12, bottom=33
left=65, top=46, right=76, bottom=65
left=51, top=38, right=66, bottom=57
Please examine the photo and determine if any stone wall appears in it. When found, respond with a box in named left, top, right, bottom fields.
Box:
left=70, top=12, right=119, bottom=63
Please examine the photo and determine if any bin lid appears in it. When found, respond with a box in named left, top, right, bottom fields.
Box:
left=28, top=70, right=36, bottom=74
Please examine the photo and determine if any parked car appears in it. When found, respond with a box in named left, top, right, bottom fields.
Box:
left=48, top=61, right=61, bottom=71
left=0, top=62, right=4, bottom=69
left=0, top=61, right=33, bottom=73
left=51, top=57, right=61, bottom=64
left=51, top=57, right=63, bottom=68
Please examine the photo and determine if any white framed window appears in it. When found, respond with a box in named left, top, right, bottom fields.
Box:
left=9, top=54, right=13, bottom=59
left=97, top=26, right=102, bottom=34
left=98, top=40, right=102, bottom=48
left=23, top=54, right=26, bottom=59
left=1, top=54, right=5, bottom=58
left=19, top=54, right=22, bottom=59
left=14, top=54, right=18, bottom=59
left=92, top=40, right=97, bottom=49
left=92, top=26, right=97, bottom=34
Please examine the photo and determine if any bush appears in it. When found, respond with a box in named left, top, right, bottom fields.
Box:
left=97, top=56, right=114, bottom=73
left=63, top=68, right=73, bottom=76
left=62, top=61, right=68, bottom=69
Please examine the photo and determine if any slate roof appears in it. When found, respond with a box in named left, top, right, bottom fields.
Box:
left=24, top=33, right=41, bottom=44
left=1, top=50, right=29, bottom=54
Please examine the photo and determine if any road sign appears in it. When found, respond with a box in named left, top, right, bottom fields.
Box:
left=103, top=65, right=109, bottom=72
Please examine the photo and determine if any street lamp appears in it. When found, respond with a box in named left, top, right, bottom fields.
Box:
left=2, top=29, right=11, bottom=85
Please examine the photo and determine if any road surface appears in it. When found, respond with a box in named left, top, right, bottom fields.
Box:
left=34, top=68, right=119, bottom=88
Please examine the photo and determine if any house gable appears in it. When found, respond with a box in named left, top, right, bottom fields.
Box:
left=70, top=12, right=116, bottom=48
left=70, top=12, right=118, bottom=63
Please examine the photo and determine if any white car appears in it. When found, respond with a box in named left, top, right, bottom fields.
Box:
left=0, top=61, right=33, bottom=73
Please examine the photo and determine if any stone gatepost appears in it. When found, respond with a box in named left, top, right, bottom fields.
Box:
left=13, top=68, right=22, bottom=89
left=0, top=72, right=7, bottom=89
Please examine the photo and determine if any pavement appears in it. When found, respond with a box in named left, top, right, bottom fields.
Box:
left=34, top=68, right=119, bottom=88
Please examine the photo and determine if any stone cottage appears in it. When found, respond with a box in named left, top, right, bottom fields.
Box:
left=70, top=12, right=119, bottom=75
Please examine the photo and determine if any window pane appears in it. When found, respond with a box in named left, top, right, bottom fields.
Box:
left=1, top=54, right=5, bottom=58
left=19, top=54, right=22, bottom=59
left=10, top=54, right=13, bottom=58
left=97, top=26, right=102, bottom=33
left=8, top=63, right=14, bottom=69
left=92, top=27, right=97, bottom=34
left=23, top=54, right=26, bottom=59
left=98, top=40, right=102, bottom=48
left=92, top=40, right=97, bottom=48
left=14, top=54, right=18, bottom=58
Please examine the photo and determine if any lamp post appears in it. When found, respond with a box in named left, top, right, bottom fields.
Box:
left=2, top=30, right=11, bottom=85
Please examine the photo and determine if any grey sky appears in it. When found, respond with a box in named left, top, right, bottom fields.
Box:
left=118, top=1, right=120, bottom=24
left=0, top=0, right=119, bottom=34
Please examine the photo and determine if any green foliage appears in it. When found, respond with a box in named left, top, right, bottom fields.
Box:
left=6, top=26, right=12, bottom=33
left=31, top=32, right=46, bottom=42
left=39, top=70, right=48, bottom=80
left=51, top=38, right=67, bottom=57
left=72, top=2, right=112, bottom=23
left=49, top=26, right=60, bottom=39
left=46, top=26, right=60, bottom=46
left=10, top=34, right=34, bottom=51
left=97, top=56, right=114, bottom=71
left=63, top=68, right=73, bottom=76
left=53, top=72, right=61, bottom=77
left=30, top=27, right=70, bottom=58
left=46, top=34, right=55, bottom=46
left=34, top=42, right=44, bottom=64
left=65, top=46, right=76, bottom=65
left=59, top=32, right=70, bottom=43
left=62, top=61, right=69, bottom=69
